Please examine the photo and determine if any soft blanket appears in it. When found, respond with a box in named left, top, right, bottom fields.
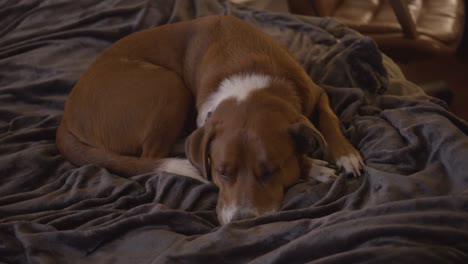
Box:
left=1, top=0, right=467, bottom=263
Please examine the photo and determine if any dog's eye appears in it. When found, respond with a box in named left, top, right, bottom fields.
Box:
left=259, top=159, right=281, bottom=182
left=260, top=166, right=279, bottom=182
left=217, top=168, right=231, bottom=181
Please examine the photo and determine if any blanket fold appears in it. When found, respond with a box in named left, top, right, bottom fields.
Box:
left=1, top=0, right=467, bottom=263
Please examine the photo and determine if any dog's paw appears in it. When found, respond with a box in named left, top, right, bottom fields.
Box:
left=336, top=151, right=364, bottom=178
left=306, top=158, right=338, bottom=183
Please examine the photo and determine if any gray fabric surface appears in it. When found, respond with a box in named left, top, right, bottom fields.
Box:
left=1, top=0, right=468, bottom=263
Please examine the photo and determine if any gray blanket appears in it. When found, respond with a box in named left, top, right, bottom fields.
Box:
left=1, top=0, right=468, bottom=263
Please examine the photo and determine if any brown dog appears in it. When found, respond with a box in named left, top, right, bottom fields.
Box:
left=56, top=15, right=363, bottom=224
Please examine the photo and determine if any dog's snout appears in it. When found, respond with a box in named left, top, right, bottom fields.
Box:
left=230, top=209, right=257, bottom=222
left=219, top=206, right=260, bottom=224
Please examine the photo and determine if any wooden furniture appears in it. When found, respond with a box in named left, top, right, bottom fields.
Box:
left=288, top=0, right=466, bottom=60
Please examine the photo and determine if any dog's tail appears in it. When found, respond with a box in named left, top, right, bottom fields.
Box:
left=55, top=120, right=207, bottom=182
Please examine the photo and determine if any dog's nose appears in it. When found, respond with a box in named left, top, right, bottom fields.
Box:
left=230, top=208, right=257, bottom=222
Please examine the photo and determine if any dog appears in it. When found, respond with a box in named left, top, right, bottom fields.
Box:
left=56, top=15, right=363, bottom=225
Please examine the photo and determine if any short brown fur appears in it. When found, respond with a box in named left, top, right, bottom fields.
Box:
left=56, top=15, right=362, bottom=224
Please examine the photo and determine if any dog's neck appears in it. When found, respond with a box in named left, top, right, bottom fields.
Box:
left=197, top=73, right=272, bottom=127
left=196, top=73, right=302, bottom=128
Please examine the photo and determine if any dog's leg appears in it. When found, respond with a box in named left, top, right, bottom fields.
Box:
left=125, top=63, right=188, bottom=157
left=317, top=92, right=363, bottom=177
left=134, top=67, right=206, bottom=182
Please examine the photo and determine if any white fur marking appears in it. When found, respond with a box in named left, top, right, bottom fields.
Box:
left=197, top=74, right=271, bottom=127
left=158, top=158, right=209, bottom=183
left=336, top=154, right=363, bottom=178
left=219, top=205, right=262, bottom=224
left=220, top=205, right=237, bottom=225
left=308, top=158, right=338, bottom=183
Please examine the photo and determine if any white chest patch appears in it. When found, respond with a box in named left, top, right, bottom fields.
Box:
left=197, top=74, right=271, bottom=127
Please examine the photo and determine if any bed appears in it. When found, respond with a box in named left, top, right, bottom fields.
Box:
left=1, top=0, right=468, bottom=263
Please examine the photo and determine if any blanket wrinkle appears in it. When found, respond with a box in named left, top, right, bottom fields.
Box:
left=1, top=0, right=468, bottom=263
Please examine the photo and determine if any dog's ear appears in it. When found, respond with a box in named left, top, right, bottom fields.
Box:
left=288, top=120, right=327, bottom=157
left=185, top=124, right=214, bottom=181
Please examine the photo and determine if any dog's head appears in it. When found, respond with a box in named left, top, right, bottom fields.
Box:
left=186, top=88, right=326, bottom=225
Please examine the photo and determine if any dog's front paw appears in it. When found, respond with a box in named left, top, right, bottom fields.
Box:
left=336, top=151, right=364, bottom=178
left=305, top=158, right=338, bottom=183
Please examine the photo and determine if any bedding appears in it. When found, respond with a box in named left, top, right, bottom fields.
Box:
left=1, top=0, right=468, bottom=263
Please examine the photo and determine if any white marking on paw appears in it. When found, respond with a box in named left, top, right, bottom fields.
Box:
left=310, top=158, right=329, bottom=167
left=158, top=158, right=209, bottom=183
left=197, top=74, right=271, bottom=127
left=307, top=158, right=338, bottom=183
left=336, top=153, right=364, bottom=178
